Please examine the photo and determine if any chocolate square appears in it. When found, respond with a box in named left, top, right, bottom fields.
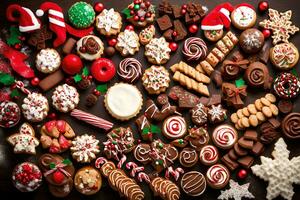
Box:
left=157, top=15, right=173, bottom=31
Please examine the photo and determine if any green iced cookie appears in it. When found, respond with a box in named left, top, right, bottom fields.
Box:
left=68, top=2, right=95, bottom=29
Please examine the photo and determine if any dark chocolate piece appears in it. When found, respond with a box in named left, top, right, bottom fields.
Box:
left=238, top=137, right=254, bottom=150
left=184, top=2, right=206, bottom=24
left=168, top=86, right=200, bottom=108
left=207, top=94, right=222, bottom=106
left=278, top=99, right=293, bottom=114
left=234, top=143, right=248, bottom=156
left=251, top=142, right=264, bottom=156
left=174, top=20, right=187, bottom=41
left=228, top=149, right=238, bottom=160
left=268, top=118, right=281, bottom=129
left=221, top=154, right=239, bottom=171
left=260, top=120, right=280, bottom=144
left=237, top=156, right=254, bottom=168
left=172, top=5, right=182, bottom=18
left=39, top=70, right=64, bottom=91
left=211, top=70, right=223, bottom=88
left=244, top=130, right=258, bottom=141
left=163, top=29, right=173, bottom=41
left=157, top=15, right=173, bottom=31
left=198, top=97, right=210, bottom=106
left=158, top=0, right=173, bottom=16
left=104, top=47, right=116, bottom=57
left=136, top=115, right=152, bottom=141
left=63, top=38, right=76, bottom=54
left=85, top=94, right=98, bottom=107
left=244, top=62, right=272, bottom=89
left=282, top=112, right=300, bottom=139
left=258, top=43, right=270, bottom=64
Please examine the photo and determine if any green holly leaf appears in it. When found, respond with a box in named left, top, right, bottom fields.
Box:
left=122, top=8, right=132, bottom=19
left=62, top=159, right=71, bottom=165
left=291, top=68, right=298, bottom=77
left=82, top=66, right=89, bottom=76
left=73, top=74, right=82, bottom=83
left=235, top=78, right=245, bottom=88
left=96, top=84, right=108, bottom=93
left=49, top=162, right=56, bottom=169
left=7, top=26, right=21, bottom=46
left=10, top=89, right=20, bottom=98
left=150, top=125, right=161, bottom=134
left=142, top=127, right=150, bottom=135
left=0, top=73, right=15, bottom=85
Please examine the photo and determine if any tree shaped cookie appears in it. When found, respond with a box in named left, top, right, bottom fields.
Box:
left=7, top=123, right=39, bottom=154
left=259, top=9, right=299, bottom=45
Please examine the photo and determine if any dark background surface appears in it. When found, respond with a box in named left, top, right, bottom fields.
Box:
left=0, top=0, right=300, bottom=199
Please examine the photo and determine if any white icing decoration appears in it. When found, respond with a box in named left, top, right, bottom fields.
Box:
left=52, top=84, right=79, bottom=113
left=106, top=83, right=142, bottom=119
left=35, top=48, right=61, bottom=73
left=208, top=105, right=225, bottom=122
left=143, top=66, right=170, bottom=91
left=218, top=180, right=255, bottom=200
left=22, top=93, right=49, bottom=122
left=116, top=30, right=139, bottom=55
left=242, top=31, right=262, bottom=50
left=97, top=9, right=120, bottom=32
left=233, top=6, right=256, bottom=27
left=145, top=37, right=171, bottom=64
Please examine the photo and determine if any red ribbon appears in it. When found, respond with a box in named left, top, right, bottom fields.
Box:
left=0, top=40, right=34, bottom=78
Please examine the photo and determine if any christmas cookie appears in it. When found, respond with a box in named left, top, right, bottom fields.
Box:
left=142, top=65, right=170, bottom=94
left=115, top=29, right=140, bottom=56
left=68, top=2, right=95, bottom=28
left=181, top=171, right=206, bottom=196
left=231, top=4, right=256, bottom=30
left=7, top=123, right=39, bottom=155
left=145, top=37, right=171, bottom=65
left=208, top=104, right=227, bottom=124
left=199, top=145, right=219, bottom=166
left=239, top=28, right=264, bottom=54
left=52, top=84, right=79, bottom=113
left=35, top=48, right=61, bottom=73
left=273, top=72, right=300, bottom=99
left=151, top=177, right=180, bottom=200
left=182, top=37, right=208, bottom=61
left=118, top=58, right=142, bottom=83
left=22, top=92, right=49, bottom=122
left=270, top=43, right=299, bottom=70
left=71, top=134, right=100, bottom=163
left=39, top=154, right=75, bottom=198
left=74, top=166, right=102, bottom=195
left=96, top=8, right=122, bottom=36
left=0, top=101, right=20, bottom=128
left=76, top=35, right=104, bottom=61
left=212, top=124, right=238, bottom=149
left=186, top=127, right=210, bottom=151
left=282, top=112, right=300, bottom=139
left=179, top=147, right=198, bottom=168
left=133, top=143, right=151, bottom=164
left=162, top=115, right=187, bottom=139
left=40, top=120, right=75, bottom=153
left=122, top=0, right=156, bottom=27
left=190, top=103, right=208, bottom=126
left=204, top=30, right=224, bottom=42
left=12, top=162, right=42, bottom=192
left=139, top=25, right=155, bottom=45
left=206, top=164, right=230, bottom=189
left=104, top=83, right=143, bottom=121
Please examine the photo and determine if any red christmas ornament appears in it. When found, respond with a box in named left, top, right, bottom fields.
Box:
left=182, top=4, right=187, bottom=9
left=91, top=58, right=116, bottom=82
left=189, top=24, right=198, bottom=34
left=14, top=43, right=21, bottom=50
left=94, top=2, right=104, bottom=13
left=258, top=1, right=269, bottom=12
left=93, top=89, right=101, bottom=96
left=172, top=31, right=178, bottom=37
left=125, top=25, right=134, bottom=31
left=31, top=77, right=40, bottom=86
left=262, top=29, right=271, bottom=39
left=108, top=38, right=117, bottom=47
left=52, top=171, right=64, bottom=184
left=62, top=54, right=83, bottom=75
left=237, top=169, right=248, bottom=179
left=169, top=42, right=178, bottom=52
left=133, top=15, right=139, bottom=21
left=181, top=9, right=186, bottom=15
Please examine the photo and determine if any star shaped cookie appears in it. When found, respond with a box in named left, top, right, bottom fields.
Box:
left=7, top=123, right=39, bottom=154
left=251, top=138, right=300, bottom=200
left=218, top=179, right=254, bottom=200
left=259, top=9, right=299, bottom=45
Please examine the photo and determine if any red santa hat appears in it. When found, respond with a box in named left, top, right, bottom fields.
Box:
left=36, top=2, right=67, bottom=47
left=6, top=4, right=41, bottom=32
left=201, top=2, right=234, bottom=31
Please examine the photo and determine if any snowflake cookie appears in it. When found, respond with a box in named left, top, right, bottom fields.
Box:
left=218, top=180, right=254, bottom=200
left=145, top=37, right=171, bottom=65
left=115, top=29, right=140, bottom=56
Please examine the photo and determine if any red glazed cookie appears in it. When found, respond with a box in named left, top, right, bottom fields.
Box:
left=40, top=120, right=75, bottom=153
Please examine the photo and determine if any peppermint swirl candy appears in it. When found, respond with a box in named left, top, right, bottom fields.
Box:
left=182, top=37, right=208, bottom=61
left=199, top=145, right=219, bottom=166
left=163, top=116, right=187, bottom=139
left=179, top=148, right=198, bottom=168
left=212, top=125, right=237, bottom=149
left=282, top=112, right=300, bottom=139
left=274, top=72, right=300, bottom=99
left=118, top=58, right=142, bottom=83
left=206, top=164, right=230, bottom=189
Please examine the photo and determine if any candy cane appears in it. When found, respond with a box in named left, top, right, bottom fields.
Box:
left=138, top=172, right=150, bottom=184
left=117, top=154, right=127, bottom=169
left=15, top=81, right=31, bottom=95
left=95, top=157, right=107, bottom=169
left=165, top=166, right=184, bottom=181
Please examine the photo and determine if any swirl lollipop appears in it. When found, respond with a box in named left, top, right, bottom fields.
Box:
left=199, top=145, right=219, bottom=166
left=118, top=58, right=142, bottom=83
left=182, top=37, right=207, bottom=61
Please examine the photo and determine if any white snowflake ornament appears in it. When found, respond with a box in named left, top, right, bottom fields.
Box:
left=218, top=180, right=254, bottom=200
left=251, top=138, right=300, bottom=200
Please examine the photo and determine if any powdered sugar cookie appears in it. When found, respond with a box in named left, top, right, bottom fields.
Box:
left=22, top=92, right=49, bottom=122
left=52, top=84, right=79, bottom=113
left=36, top=48, right=61, bottom=73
